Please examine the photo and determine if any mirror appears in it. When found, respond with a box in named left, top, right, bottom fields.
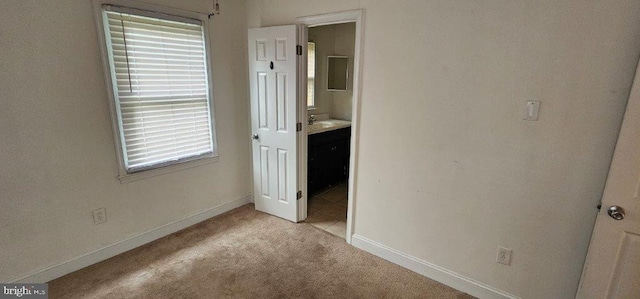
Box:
left=327, top=56, right=348, bottom=91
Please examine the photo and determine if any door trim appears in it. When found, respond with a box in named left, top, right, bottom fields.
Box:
left=298, top=10, right=365, bottom=244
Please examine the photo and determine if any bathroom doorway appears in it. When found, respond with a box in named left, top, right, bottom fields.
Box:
left=298, top=11, right=363, bottom=242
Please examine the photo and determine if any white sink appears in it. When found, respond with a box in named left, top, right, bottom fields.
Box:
left=309, top=122, right=336, bottom=130
left=308, top=119, right=351, bottom=135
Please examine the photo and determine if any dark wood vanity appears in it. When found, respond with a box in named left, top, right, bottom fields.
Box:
left=307, top=127, right=351, bottom=195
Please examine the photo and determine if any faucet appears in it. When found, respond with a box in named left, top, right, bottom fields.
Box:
left=308, top=114, right=317, bottom=125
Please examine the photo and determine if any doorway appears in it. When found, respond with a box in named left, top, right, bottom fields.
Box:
left=246, top=11, right=363, bottom=242
left=304, top=22, right=354, bottom=239
left=298, top=11, right=363, bottom=242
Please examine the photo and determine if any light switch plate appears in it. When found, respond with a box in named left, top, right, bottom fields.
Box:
left=524, top=100, right=540, bottom=121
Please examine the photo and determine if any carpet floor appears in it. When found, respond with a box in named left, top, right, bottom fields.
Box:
left=49, top=204, right=473, bottom=298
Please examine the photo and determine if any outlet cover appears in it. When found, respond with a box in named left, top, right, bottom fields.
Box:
left=92, top=208, right=107, bottom=225
left=497, top=246, right=512, bottom=266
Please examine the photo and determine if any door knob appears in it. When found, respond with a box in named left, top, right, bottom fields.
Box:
left=607, top=205, right=625, bottom=220
left=251, top=134, right=259, bottom=140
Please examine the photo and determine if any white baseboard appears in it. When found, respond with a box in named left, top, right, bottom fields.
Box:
left=13, top=195, right=253, bottom=283
left=351, top=234, right=519, bottom=299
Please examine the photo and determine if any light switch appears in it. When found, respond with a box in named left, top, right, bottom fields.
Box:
left=524, top=101, right=540, bottom=121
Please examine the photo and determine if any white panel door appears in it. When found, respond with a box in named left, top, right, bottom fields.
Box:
left=248, top=25, right=299, bottom=222
left=577, top=60, right=640, bottom=298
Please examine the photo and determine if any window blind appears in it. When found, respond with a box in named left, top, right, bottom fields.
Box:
left=307, top=41, right=315, bottom=107
left=103, top=7, right=214, bottom=172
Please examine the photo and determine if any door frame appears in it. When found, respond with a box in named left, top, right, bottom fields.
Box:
left=297, top=10, right=364, bottom=244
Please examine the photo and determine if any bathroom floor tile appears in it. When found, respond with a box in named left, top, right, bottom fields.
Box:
left=307, top=183, right=348, bottom=238
left=308, top=197, right=335, bottom=213
left=334, top=196, right=348, bottom=208
left=323, top=203, right=347, bottom=219
left=304, top=213, right=338, bottom=230
left=319, top=185, right=348, bottom=203
left=325, top=220, right=347, bottom=239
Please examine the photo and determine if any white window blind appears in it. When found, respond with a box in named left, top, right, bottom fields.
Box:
left=103, top=6, right=215, bottom=172
left=307, top=41, right=316, bottom=107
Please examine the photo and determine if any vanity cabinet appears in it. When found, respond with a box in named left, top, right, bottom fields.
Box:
left=308, top=127, right=351, bottom=195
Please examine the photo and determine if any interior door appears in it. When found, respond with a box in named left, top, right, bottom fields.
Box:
left=248, top=25, right=300, bottom=222
left=577, top=61, right=640, bottom=298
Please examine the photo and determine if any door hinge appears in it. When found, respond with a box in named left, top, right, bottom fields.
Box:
left=296, top=122, right=302, bottom=132
left=296, top=45, right=302, bottom=56
left=297, top=190, right=302, bottom=199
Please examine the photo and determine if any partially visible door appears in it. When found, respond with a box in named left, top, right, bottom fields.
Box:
left=248, top=25, right=300, bottom=222
left=577, top=61, right=640, bottom=298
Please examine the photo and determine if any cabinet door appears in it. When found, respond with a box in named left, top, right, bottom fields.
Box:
left=342, top=139, right=350, bottom=179
left=308, top=144, right=322, bottom=195
left=326, top=140, right=345, bottom=185
left=338, top=138, right=349, bottom=181
left=317, top=143, right=333, bottom=189
left=307, top=168, right=319, bottom=195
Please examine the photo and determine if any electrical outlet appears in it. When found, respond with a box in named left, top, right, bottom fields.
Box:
left=92, top=208, right=107, bottom=225
left=496, top=246, right=512, bottom=266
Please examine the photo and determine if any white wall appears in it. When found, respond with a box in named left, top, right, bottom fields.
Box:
left=308, top=23, right=355, bottom=121
left=246, top=0, right=640, bottom=298
left=331, top=22, right=355, bottom=121
left=0, top=0, right=251, bottom=282
left=308, top=25, right=335, bottom=117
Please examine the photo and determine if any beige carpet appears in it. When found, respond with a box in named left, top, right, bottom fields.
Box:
left=50, top=204, right=473, bottom=298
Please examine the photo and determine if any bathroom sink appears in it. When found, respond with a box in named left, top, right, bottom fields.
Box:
left=309, top=122, right=336, bottom=130
left=307, top=119, right=351, bottom=134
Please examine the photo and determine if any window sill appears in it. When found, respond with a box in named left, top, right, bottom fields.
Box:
left=118, top=154, right=219, bottom=183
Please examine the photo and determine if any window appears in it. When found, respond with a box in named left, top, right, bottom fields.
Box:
left=100, top=5, right=216, bottom=175
left=307, top=41, right=316, bottom=108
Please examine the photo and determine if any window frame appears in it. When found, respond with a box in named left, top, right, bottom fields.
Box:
left=92, top=0, right=219, bottom=183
